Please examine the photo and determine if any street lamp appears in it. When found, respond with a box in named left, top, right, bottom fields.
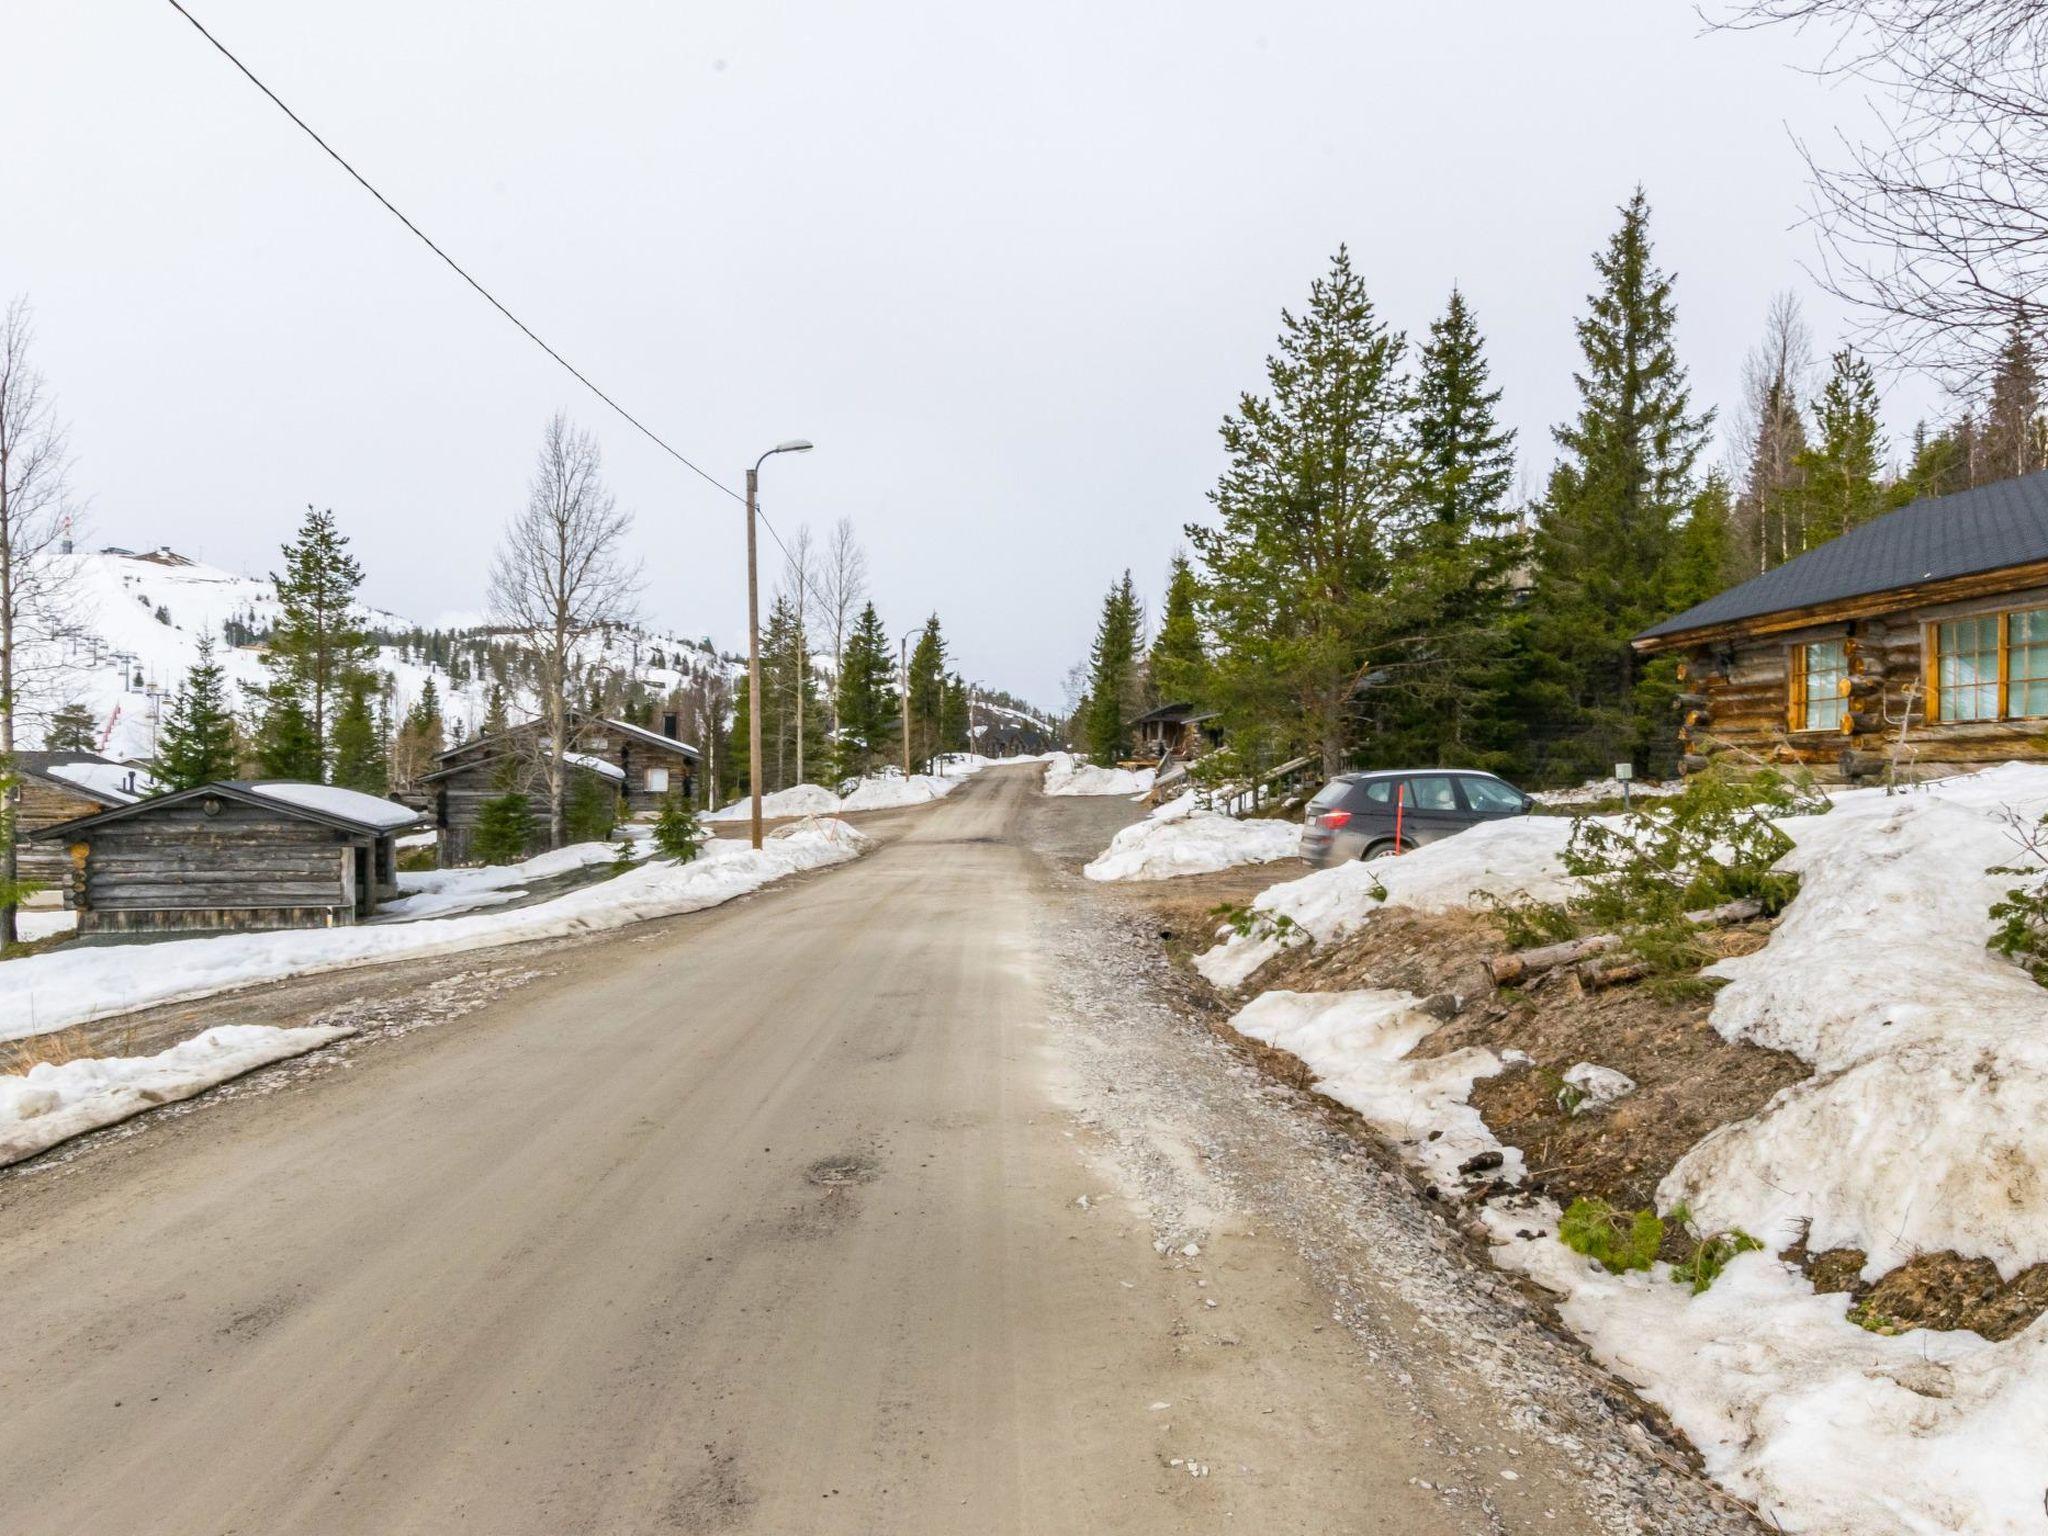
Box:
left=746, top=439, right=814, bottom=851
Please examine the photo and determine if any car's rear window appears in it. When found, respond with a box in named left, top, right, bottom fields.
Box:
left=1357, top=779, right=1395, bottom=805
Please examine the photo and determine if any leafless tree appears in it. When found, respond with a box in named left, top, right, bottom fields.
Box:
left=680, top=663, right=732, bottom=808
left=488, top=413, right=638, bottom=849
left=818, top=516, right=868, bottom=737
left=1733, top=291, right=1816, bottom=570
left=780, top=525, right=817, bottom=784
left=0, top=298, right=83, bottom=946
left=1718, top=1, right=2048, bottom=383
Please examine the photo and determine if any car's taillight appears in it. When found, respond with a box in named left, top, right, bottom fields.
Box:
left=1317, top=810, right=1352, bottom=830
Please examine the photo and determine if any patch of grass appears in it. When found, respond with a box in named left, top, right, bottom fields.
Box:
left=1848, top=1300, right=1907, bottom=1336
left=1557, top=1197, right=1664, bottom=1274
left=1476, top=890, right=1580, bottom=950
left=1, top=1026, right=100, bottom=1076
left=396, top=843, right=439, bottom=874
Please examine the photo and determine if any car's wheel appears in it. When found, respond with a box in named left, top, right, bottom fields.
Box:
left=1361, top=838, right=1411, bottom=861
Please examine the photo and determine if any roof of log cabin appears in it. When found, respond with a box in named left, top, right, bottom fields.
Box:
left=12, top=750, right=153, bottom=806
left=28, top=781, right=429, bottom=842
left=1635, top=468, right=2048, bottom=645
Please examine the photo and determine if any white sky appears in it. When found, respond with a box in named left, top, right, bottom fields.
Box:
left=9, top=2, right=1936, bottom=705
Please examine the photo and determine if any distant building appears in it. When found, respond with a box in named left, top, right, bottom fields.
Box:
left=11, top=751, right=157, bottom=895
left=1127, top=702, right=1221, bottom=762
left=422, top=711, right=701, bottom=866
left=30, top=781, right=426, bottom=934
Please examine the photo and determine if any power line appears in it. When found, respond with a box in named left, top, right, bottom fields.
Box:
left=164, top=2, right=846, bottom=637
left=163, top=0, right=742, bottom=506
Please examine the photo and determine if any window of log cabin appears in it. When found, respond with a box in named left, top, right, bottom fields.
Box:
left=2008, top=609, right=2048, bottom=718
left=646, top=766, right=669, bottom=793
left=1789, top=640, right=1850, bottom=732
left=1933, top=614, right=2004, bottom=722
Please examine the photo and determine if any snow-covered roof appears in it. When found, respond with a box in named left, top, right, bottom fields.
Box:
left=240, top=782, right=426, bottom=831
left=559, top=751, right=625, bottom=782
left=45, top=761, right=157, bottom=804
left=596, top=716, right=702, bottom=759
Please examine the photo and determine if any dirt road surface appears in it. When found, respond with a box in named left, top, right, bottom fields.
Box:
left=0, top=766, right=1759, bottom=1534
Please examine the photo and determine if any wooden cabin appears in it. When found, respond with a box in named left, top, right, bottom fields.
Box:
left=11, top=751, right=156, bottom=891
left=29, top=781, right=427, bottom=934
left=1127, top=702, right=1222, bottom=762
left=422, top=711, right=700, bottom=866
left=1635, top=471, right=2048, bottom=781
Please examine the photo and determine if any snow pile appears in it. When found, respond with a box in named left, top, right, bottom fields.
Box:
left=1042, top=753, right=1156, bottom=797
left=1664, top=763, right=2048, bottom=1277
left=705, top=783, right=843, bottom=821
left=1229, top=990, right=1513, bottom=1189
left=0, top=1023, right=353, bottom=1166
left=1531, top=776, right=1681, bottom=806
left=1562, top=1062, right=1635, bottom=1112
left=1083, top=793, right=1300, bottom=882
left=0, top=820, right=869, bottom=1038
left=381, top=840, right=629, bottom=920
left=839, top=773, right=958, bottom=811
left=1195, top=815, right=1577, bottom=989
left=15, top=909, right=78, bottom=942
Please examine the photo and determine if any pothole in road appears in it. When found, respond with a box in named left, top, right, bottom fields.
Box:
left=805, top=1152, right=882, bottom=1188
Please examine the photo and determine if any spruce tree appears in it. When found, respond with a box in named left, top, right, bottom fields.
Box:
left=330, top=673, right=389, bottom=795
left=472, top=788, right=534, bottom=865
left=1798, top=350, right=1887, bottom=540
left=1522, top=188, right=1714, bottom=779
left=652, top=788, right=704, bottom=862
left=43, top=702, right=98, bottom=753
left=832, top=602, right=895, bottom=781
left=940, top=672, right=969, bottom=755
left=907, top=615, right=948, bottom=772
left=1385, top=287, right=1523, bottom=767
left=254, top=690, right=322, bottom=780
left=482, top=683, right=510, bottom=740
left=1082, top=574, right=1142, bottom=765
left=564, top=767, right=617, bottom=844
left=1187, top=245, right=1412, bottom=775
left=1147, top=553, right=1207, bottom=707
left=265, top=505, right=373, bottom=769
left=1981, top=316, right=2046, bottom=484
left=155, top=636, right=240, bottom=790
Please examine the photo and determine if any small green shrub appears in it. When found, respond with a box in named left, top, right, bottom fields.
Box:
left=1476, top=890, right=1580, bottom=950
left=473, top=790, right=535, bottom=865
left=1670, top=1227, right=1763, bottom=1295
left=1557, top=1198, right=1664, bottom=1274
left=652, top=791, right=705, bottom=863
left=1988, top=809, right=2048, bottom=983
left=1210, top=901, right=1307, bottom=949
left=1848, top=1300, right=1905, bottom=1336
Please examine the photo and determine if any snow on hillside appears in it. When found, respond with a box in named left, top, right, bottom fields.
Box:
left=23, top=547, right=740, bottom=761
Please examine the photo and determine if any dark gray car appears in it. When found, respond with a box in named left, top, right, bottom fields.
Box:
left=1298, top=770, right=1533, bottom=868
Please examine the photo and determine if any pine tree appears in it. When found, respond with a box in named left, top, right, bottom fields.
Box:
left=1147, top=553, right=1207, bottom=707
left=1383, top=287, right=1523, bottom=767
left=265, top=505, right=373, bottom=770
left=940, top=672, right=969, bottom=755
left=254, top=689, right=322, bottom=780
left=1981, top=315, right=2046, bottom=484
left=482, top=683, right=510, bottom=740
left=330, top=673, right=388, bottom=795
left=1082, top=574, right=1142, bottom=765
left=652, top=788, right=704, bottom=862
left=1798, top=350, right=1887, bottom=541
left=0, top=759, right=36, bottom=917
left=907, top=615, right=948, bottom=772
left=832, top=601, right=896, bottom=781
left=1186, top=245, right=1412, bottom=775
left=1522, top=188, right=1714, bottom=779
left=155, top=635, right=240, bottom=790
left=43, top=702, right=97, bottom=752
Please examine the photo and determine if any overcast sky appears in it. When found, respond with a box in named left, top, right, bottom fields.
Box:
left=10, top=2, right=1934, bottom=705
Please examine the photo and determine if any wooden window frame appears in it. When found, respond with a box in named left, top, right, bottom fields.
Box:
left=2005, top=606, right=2048, bottom=720
left=1787, top=640, right=1850, bottom=734
left=1926, top=609, right=2031, bottom=724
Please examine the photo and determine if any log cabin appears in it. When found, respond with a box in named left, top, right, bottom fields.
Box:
left=1127, top=702, right=1223, bottom=763
left=1634, top=471, right=2048, bottom=781
left=423, top=711, right=700, bottom=866
left=29, top=781, right=427, bottom=934
left=11, top=751, right=157, bottom=891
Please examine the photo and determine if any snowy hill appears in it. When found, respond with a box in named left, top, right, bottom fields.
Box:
left=26, top=547, right=740, bottom=761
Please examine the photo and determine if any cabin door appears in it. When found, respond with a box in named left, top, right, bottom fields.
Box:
left=352, top=844, right=372, bottom=918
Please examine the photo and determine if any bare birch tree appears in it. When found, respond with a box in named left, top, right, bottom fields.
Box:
left=819, top=516, right=868, bottom=738
left=1719, top=1, right=2048, bottom=382
left=1733, top=292, right=1815, bottom=572
left=781, top=525, right=817, bottom=784
left=488, top=413, right=638, bottom=849
left=0, top=298, right=82, bottom=946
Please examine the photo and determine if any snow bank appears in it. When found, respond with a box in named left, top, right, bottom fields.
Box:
left=1224, top=977, right=2048, bottom=1535
left=1665, top=763, right=2048, bottom=1278
left=1531, top=776, right=1681, bottom=806
left=0, top=1023, right=353, bottom=1166
left=838, top=773, right=957, bottom=811
left=705, top=783, right=843, bottom=821
left=15, top=909, right=77, bottom=943
left=1083, top=793, right=1300, bottom=882
left=1229, top=990, right=1513, bottom=1189
left=380, top=840, right=629, bottom=920
left=0, top=821, right=868, bottom=1039
left=1194, top=815, right=1577, bottom=989
left=1042, top=752, right=1156, bottom=797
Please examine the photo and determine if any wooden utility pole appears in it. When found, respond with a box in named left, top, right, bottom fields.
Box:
left=746, top=464, right=764, bottom=851
left=900, top=634, right=912, bottom=780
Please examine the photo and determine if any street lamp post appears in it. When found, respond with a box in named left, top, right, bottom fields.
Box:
left=746, top=439, right=814, bottom=851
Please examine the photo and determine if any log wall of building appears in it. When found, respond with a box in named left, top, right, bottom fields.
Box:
left=16, top=778, right=108, bottom=887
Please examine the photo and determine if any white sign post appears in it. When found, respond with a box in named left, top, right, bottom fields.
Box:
left=1614, top=760, right=1634, bottom=811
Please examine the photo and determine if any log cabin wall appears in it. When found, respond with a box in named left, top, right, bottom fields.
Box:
left=1675, top=587, right=2048, bottom=780
left=15, top=777, right=109, bottom=888
left=70, top=798, right=356, bottom=934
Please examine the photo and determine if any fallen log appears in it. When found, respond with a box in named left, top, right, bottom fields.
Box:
left=1578, top=958, right=1650, bottom=989
left=1487, top=898, right=1764, bottom=986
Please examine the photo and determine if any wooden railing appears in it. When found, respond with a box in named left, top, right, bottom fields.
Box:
left=1201, top=755, right=1319, bottom=818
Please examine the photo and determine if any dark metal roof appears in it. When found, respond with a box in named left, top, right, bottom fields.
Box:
left=1636, top=469, right=2048, bottom=643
